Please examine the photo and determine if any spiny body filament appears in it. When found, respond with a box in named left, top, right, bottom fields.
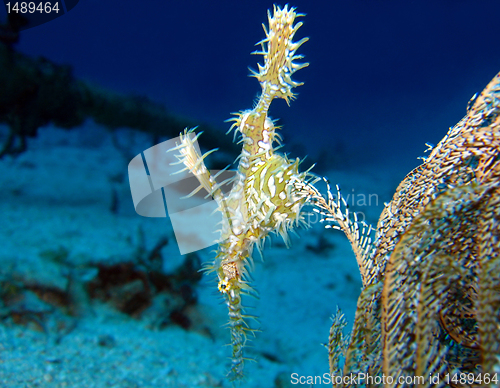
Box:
left=170, top=5, right=312, bottom=380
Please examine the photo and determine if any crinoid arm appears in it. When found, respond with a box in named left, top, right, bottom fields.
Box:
left=299, top=178, right=375, bottom=287
left=322, top=70, right=500, bottom=386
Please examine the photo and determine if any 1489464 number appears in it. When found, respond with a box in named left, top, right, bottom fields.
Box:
left=6, top=2, right=59, bottom=13
left=444, top=372, right=498, bottom=386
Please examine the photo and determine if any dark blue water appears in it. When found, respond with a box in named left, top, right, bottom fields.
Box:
left=6, top=0, right=500, bottom=172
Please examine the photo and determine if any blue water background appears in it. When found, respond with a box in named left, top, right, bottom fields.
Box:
left=6, top=0, right=500, bottom=172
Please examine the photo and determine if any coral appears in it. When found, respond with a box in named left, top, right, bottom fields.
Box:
left=314, top=69, right=500, bottom=385
left=0, top=27, right=236, bottom=159
left=169, top=5, right=315, bottom=380
left=0, top=233, right=202, bottom=337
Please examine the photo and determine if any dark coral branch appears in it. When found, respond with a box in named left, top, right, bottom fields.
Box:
left=0, top=41, right=237, bottom=159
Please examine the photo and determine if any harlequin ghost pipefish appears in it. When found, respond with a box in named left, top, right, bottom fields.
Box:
left=170, top=5, right=316, bottom=379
